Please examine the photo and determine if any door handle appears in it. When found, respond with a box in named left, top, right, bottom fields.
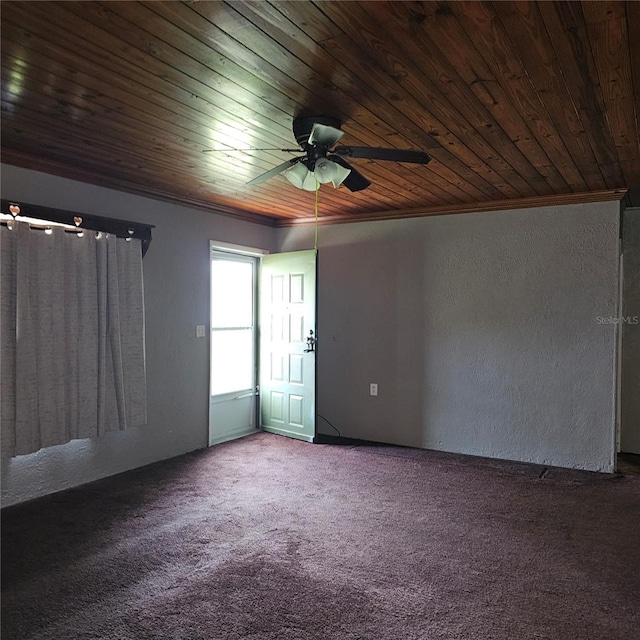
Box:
left=304, top=329, right=316, bottom=352
left=233, top=390, right=258, bottom=400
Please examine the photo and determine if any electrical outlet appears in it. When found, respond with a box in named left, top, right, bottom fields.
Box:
left=196, top=325, right=206, bottom=338
left=369, top=383, right=378, bottom=396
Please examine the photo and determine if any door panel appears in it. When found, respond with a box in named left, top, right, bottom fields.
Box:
left=260, top=250, right=317, bottom=442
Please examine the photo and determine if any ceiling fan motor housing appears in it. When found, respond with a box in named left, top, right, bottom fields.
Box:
left=293, top=116, right=341, bottom=149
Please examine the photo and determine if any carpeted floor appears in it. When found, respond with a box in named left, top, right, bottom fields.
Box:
left=2, top=432, right=639, bottom=640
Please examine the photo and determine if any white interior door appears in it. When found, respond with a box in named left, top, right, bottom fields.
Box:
left=209, top=250, right=258, bottom=445
left=260, top=250, right=317, bottom=442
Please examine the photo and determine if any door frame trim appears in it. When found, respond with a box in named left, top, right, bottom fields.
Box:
left=210, top=240, right=269, bottom=257
left=208, top=240, right=267, bottom=447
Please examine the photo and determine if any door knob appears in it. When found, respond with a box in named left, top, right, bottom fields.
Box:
left=304, top=329, right=316, bottom=352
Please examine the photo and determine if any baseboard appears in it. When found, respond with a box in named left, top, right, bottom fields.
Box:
left=313, top=433, right=378, bottom=446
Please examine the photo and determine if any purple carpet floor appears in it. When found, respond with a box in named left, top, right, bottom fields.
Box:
left=2, top=432, right=639, bottom=639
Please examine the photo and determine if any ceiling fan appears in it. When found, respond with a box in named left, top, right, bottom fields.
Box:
left=245, top=116, right=432, bottom=192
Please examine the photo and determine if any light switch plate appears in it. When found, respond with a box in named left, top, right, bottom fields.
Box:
left=196, top=325, right=206, bottom=338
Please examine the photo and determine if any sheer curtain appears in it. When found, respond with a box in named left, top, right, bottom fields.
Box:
left=1, top=221, right=146, bottom=457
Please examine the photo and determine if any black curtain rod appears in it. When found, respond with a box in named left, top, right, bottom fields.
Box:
left=1, top=200, right=154, bottom=257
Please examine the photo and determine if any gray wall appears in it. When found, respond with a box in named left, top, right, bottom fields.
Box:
left=621, top=207, right=640, bottom=454
left=0, top=163, right=622, bottom=506
left=278, top=202, right=621, bottom=472
left=0, top=164, right=277, bottom=506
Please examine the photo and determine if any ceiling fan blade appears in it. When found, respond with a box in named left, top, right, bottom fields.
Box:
left=328, top=155, right=371, bottom=191
left=203, top=147, right=300, bottom=153
left=334, top=146, right=431, bottom=164
left=246, top=157, right=303, bottom=186
left=308, top=123, right=345, bottom=148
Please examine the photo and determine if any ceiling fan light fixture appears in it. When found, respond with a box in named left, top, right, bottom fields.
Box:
left=330, top=163, right=351, bottom=188
left=301, top=170, right=319, bottom=191
left=281, top=152, right=351, bottom=191
left=282, top=162, right=309, bottom=189
left=313, top=158, right=351, bottom=187
left=313, top=157, right=338, bottom=184
left=283, top=162, right=318, bottom=191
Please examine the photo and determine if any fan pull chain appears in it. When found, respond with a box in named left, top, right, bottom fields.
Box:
left=314, top=179, right=319, bottom=251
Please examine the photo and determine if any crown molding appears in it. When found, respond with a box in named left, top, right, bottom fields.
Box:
left=276, top=189, right=628, bottom=227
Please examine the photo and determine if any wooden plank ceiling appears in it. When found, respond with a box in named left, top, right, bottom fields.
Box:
left=1, top=1, right=638, bottom=226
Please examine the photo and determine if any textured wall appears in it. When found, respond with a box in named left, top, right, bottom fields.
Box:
left=0, top=165, right=277, bottom=506
left=278, top=202, right=620, bottom=472
left=621, top=207, right=640, bottom=453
